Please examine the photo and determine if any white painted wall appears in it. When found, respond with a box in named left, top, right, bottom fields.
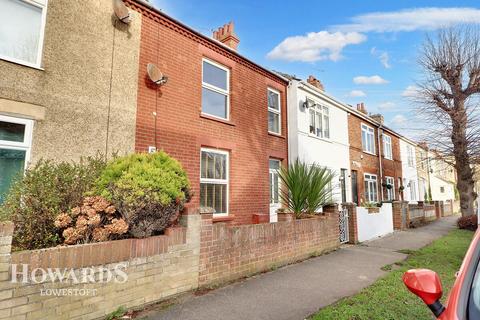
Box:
left=287, top=80, right=351, bottom=203
left=356, top=203, right=394, bottom=242
left=430, top=175, right=455, bottom=202
left=400, top=139, right=420, bottom=203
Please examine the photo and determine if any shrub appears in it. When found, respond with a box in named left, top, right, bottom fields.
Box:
left=55, top=196, right=128, bottom=244
left=278, top=159, right=334, bottom=218
left=0, top=155, right=106, bottom=251
left=457, top=215, right=478, bottom=231
left=91, top=151, right=191, bottom=237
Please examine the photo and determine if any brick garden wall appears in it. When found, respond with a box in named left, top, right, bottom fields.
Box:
left=198, top=209, right=340, bottom=287
left=0, top=212, right=340, bottom=319
left=0, top=215, right=201, bottom=320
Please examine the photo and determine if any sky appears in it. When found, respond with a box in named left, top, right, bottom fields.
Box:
left=151, top=0, right=480, bottom=138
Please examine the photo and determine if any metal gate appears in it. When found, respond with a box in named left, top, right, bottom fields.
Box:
left=339, top=207, right=349, bottom=244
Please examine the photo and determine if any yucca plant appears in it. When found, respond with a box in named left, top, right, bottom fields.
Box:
left=278, top=159, right=335, bottom=218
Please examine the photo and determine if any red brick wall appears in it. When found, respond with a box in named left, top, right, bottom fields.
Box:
left=130, top=3, right=288, bottom=224
left=198, top=211, right=340, bottom=287
left=348, top=113, right=403, bottom=204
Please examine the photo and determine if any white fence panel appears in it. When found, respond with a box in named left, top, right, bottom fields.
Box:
left=356, top=203, right=394, bottom=242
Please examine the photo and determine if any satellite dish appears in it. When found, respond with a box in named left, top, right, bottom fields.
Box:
left=147, top=63, right=168, bottom=85
left=113, top=0, right=131, bottom=24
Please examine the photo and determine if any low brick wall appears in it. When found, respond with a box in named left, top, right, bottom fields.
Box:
left=198, top=209, right=340, bottom=287
left=0, top=216, right=201, bottom=320
left=0, top=210, right=340, bottom=319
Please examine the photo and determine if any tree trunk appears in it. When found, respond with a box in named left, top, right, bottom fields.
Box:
left=452, top=102, right=477, bottom=216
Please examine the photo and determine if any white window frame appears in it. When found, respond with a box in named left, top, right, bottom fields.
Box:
left=0, top=114, right=34, bottom=170
left=383, top=134, right=393, bottom=160
left=201, top=58, right=230, bottom=121
left=199, top=148, right=229, bottom=217
left=364, top=173, right=378, bottom=203
left=385, top=176, right=395, bottom=201
left=361, top=123, right=375, bottom=155
left=409, top=179, right=417, bottom=201
left=308, top=101, right=330, bottom=139
left=0, top=0, right=48, bottom=69
left=407, top=145, right=415, bottom=167
left=269, top=159, right=281, bottom=206
left=267, top=88, right=281, bottom=134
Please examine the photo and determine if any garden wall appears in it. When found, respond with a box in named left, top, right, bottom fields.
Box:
left=355, top=203, right=393, bottom=242
left=198, top=207, right=340, bottom=287
left=0, top=210, right=340, bottom=319
left=0, top=215, right=201, bottom=320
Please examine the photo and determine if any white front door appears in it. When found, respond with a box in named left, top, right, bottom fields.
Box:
left=269, top=159, right=281, bottom=222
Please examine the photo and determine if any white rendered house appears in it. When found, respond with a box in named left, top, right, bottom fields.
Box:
left=400, top=138, right=420, bottom=203
left=286, top=75, right=351, bottom=205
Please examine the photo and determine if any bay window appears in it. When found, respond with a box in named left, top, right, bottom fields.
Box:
left=385, top=176, right=395, bottom=201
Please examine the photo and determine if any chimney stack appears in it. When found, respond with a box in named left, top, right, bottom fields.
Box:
left=356, top=102, right=367, bottom=114
left=370, top=114, right=384, bottom=125
left=213, top=22, right=240, bottom=51
left=307, top=75, right=324, bottom=91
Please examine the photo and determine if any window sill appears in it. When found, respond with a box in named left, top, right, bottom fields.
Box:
left=268, top=131, right=286, bottom=139
left=0, top=56, right=44, bottom=71
left=308, top=134, right=332, bottom=143
left=212, top=215, right=234, bottom=223
left=383, top=156, right=393, bottom=161
left=363, top=150, right=377, bottom=156
left=200, top=113, right=235, bottom=126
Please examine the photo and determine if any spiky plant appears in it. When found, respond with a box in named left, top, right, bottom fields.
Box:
left=278, top=159, right=335, bottom=218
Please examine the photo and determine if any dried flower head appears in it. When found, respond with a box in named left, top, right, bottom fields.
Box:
left=54, top=213, right=72, bottom=229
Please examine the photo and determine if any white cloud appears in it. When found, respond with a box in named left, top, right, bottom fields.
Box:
left=378, top=102, right=395, bottom=110
left=353, top=75, right=389, bottom=85
left=370, top=47, right=391, bottom=68
left=334, top=7, right=480, bottom=33
left=391, top=114, right=407, bottom=126
left=349, top=90, right=367, bottom=97
left=402, top=85, right=420, bottom=97
left=267, top=31, right=366, bottom=62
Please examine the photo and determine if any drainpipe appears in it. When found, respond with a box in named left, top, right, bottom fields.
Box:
left=377, top=126, right=384, bottom=201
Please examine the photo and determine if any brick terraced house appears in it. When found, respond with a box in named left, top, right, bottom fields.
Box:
left=127, top=0, right=289, bottom=224
left=347, top=103, right=403, bottom=205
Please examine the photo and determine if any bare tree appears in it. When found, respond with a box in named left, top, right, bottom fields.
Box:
left=416, top=27, right=480, bottom=216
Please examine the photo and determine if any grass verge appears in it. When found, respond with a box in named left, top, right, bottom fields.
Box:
left=310, top=229, right=474, bottom=320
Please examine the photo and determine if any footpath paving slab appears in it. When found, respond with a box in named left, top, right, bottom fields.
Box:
left=146, top=216, right=458, bottom=320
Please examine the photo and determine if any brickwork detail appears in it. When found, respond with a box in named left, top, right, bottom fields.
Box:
left=198, top=212, right=340, bottom=287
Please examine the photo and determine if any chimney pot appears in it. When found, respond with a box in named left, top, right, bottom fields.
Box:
left=306, top=75, right=324, bottom=91
left=357, top=102, right=367, bottom=114
left=212, top=21, right=240, bottom=51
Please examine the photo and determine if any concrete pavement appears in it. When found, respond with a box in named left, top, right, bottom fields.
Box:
left=146, top=216, right=457, bottom=320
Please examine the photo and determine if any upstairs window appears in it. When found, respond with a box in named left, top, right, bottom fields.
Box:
left=268, top=89, right=281, bottom=134
left=202, top=59, right=229, bottom=120
left=407, top=145, right=415, bottom=167
left=383, top=134, right=392, bottom=160
left=0, top=0, right=48, bottom=68
left=361, top=123, right=375, bottom=154
left=309, top=102, right=330, bottom=139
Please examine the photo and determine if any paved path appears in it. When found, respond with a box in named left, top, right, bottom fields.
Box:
left=146, top=216, right=457, bottom=320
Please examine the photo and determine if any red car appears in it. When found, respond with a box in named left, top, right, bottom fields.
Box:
left=403, top=229, right=480, bottom=319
